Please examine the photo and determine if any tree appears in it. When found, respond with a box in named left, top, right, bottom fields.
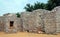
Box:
left=24, top=0, right=60, bottom=11
left=34, top=2, right=46, bottom=10
left=46, top=0, right=60, bottom=10
left=16, top=13, right=20, bottom=18
left=24, top=2, right=46, bottom=12
left=24, top=4, right=34, bottom=12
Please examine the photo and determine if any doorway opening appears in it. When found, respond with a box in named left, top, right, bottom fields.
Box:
left=10, top=21, right=14, bottom=27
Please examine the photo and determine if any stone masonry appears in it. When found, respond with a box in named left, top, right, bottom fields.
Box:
left=0, top=6, right=60, bottom=34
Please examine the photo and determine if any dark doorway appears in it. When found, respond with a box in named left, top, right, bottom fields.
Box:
left=10, top=21, right=14, bottom=27
left=26, top=30, right=29, bottom=32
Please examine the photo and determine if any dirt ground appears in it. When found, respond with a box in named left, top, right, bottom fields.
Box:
left=0, top=32, right=59, bottom=37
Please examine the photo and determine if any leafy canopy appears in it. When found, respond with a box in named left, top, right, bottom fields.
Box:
left=16, top=13, right=20, bottom=18
left=24, top=0, right=60, bottom=12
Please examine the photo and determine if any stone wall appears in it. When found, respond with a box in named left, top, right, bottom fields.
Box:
left=43, top=10, right=56, bottom=34
left=32, top=9, right=56, bottom=34
left=21, top=9, right=57, bottom=34
left=0, top=6, right=60, bottom=34
left=17, top=18, right=23, bottom=32
left=0, top=16, right=5, bottom=31
left=21, top=12, right=39, bottom=32
left=53, top=6, right=60, bottom=33
left=4, top=14, right=21, bottom=33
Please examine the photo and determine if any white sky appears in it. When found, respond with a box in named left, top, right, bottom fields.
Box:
left=0, top=0, right=48, bottom=16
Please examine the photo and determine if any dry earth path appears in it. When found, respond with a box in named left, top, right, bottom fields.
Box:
left=0, top=32, right=59, bottom=37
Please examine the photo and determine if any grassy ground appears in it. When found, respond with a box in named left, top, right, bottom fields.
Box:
left=0, top=32, right=59, bottom=37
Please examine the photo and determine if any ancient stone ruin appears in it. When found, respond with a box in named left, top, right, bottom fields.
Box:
left=0, top=6, right=60, bottom=34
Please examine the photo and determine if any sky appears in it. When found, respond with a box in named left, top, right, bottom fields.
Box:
left=0, top=0, right=48, bottom=16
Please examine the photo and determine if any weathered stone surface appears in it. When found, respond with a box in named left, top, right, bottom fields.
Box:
left=0, top=16, right=5, bottom=31
left=0, top=13, right=21, bottom=33
left=0, top=6, right=60, bottom=34
left=20, top=9, right=56, bottom=34
left=53, top=6, right=60, bottom=33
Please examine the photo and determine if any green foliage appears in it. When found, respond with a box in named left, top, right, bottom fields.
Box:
left=46, top=0, right=60, bottom=10
left=24, top=4, right=34, bottom=12
left=46, top=0, right=56, bottom=10
left=34, top=2, right=46, bottom=10
left=16, top=13, right=20, bottom=18
left=24, top=2, right=46, bottom=12
left=24, top=0, right=60, bottom=11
